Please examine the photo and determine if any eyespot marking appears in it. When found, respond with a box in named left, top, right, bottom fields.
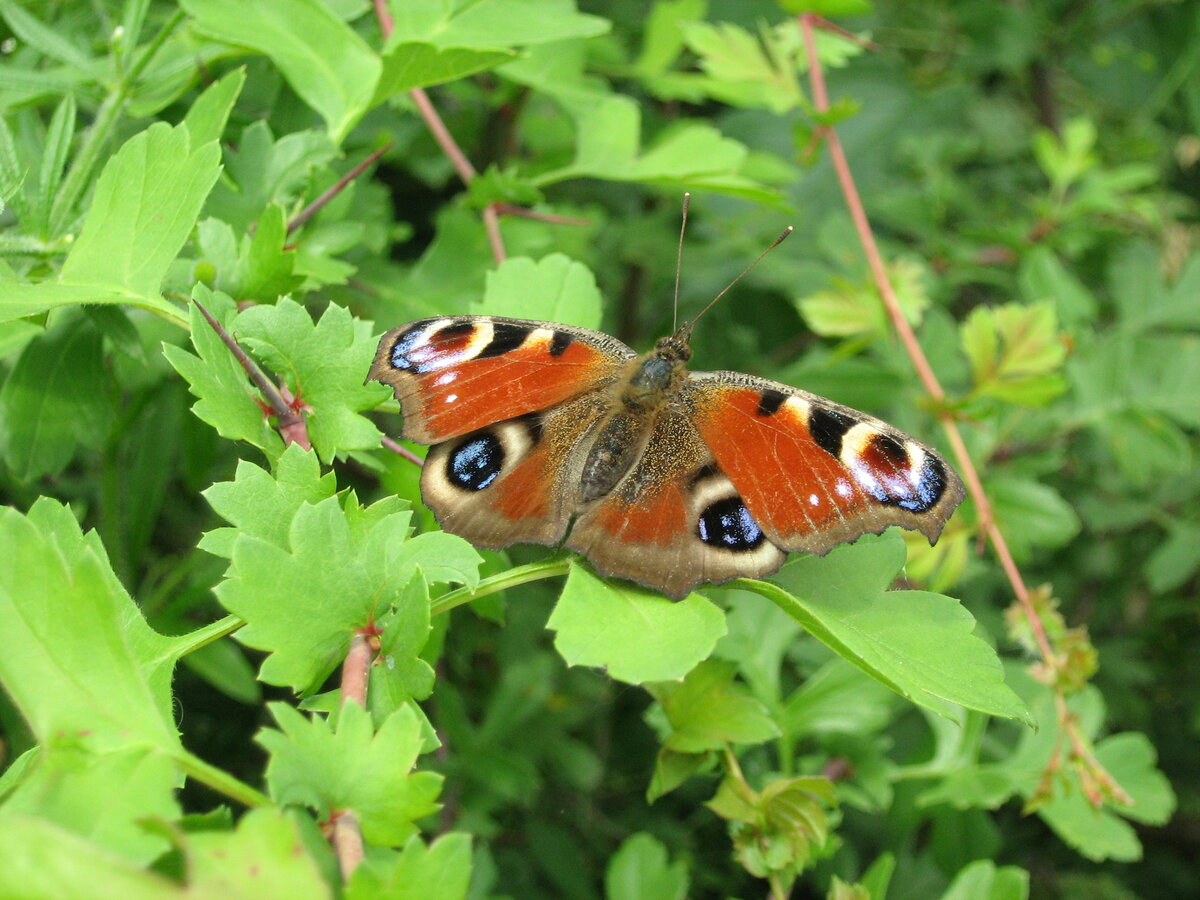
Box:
left=756, top=389, right=788, bottom=417
left=446, top=433, right=504, bottom=491
left=809, top=406, right=858, bottom=458
left=478, top=322, right=530, bottom=359
left=697, top=496, right=765, bottom=552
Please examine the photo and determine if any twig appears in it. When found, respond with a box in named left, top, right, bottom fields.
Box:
left=372, top=4, right=507, bottom=263
left=797, top=12, right=1128, bottom=807
left=330, top=810, right=365, bottom=879
left=341, top=631, right=376, bottom=708
left=381, top=434, right=425, bottom=468
left=492, top=203, right=590, bottom=226
left=193, top=298, right=311, bottom=450
left=288, top=144, right=391, bottom=235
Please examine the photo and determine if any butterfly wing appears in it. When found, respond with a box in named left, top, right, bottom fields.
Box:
left=369, top=316, right=635, bottom=443
left=566, top=410, right=786, bottom=598
left=685, top=371, right=965, bottom=555
left=370, top=316, right=635, bottom=549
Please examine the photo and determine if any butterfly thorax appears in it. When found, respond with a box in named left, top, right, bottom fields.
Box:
left=579, top=340, right=691, bottom=502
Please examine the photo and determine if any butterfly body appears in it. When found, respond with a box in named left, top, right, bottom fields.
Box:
left=370, top=315, right=964, bottom=598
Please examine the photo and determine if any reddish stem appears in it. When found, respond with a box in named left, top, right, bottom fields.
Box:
left=798, top=12, right=1127, bottom=808
left=288, top=143, right=391, bottom=235
left=193, top=299, right=311, bottom=450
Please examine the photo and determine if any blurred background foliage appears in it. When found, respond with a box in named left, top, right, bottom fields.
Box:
left=0, top=0, right=1197, bottom=898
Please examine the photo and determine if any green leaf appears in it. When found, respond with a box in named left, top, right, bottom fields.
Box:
left=235, top=299, right=384, bottom=460
left=987, top=475, right=1081, bottom=557
left=162, top=287, right=283, bottom=457
left=375, top=42, right=515, bottom=101
left=175, top=807, right=332, bottom=898
left=35, top=92, right=75, bottom=237
left=60, top=120, right=221, bottom=302
left=0, top=817, right=178, bottom=900
left=939, top=860, right=1029, bottom=900
left=476, top=253, right=603, bottom=327
left=604, top=832, right=689, bottom=900
left=260, top=703, right=443, bottom=846
left=755, top=533, right=1030, bottom=723
left=960, top=302, right=1068, bottom=406
left=1145, top=520, right=1200, bottom=594
left=182, top=68, right=247, bottom=148
left=547, top=564, right=727, bottom=685
left=345, top=833, right=473, bottom=900
left=199, top=442, right=338, bottom=558
left=1018, top=247, right=1097, bottom=329
left=0, top=500, right=184, bottom=861
left=197, top=204, right=302, bottom=302
left=389, top=0, right=610, bottom=49
left=181, top=0, right=381, bottom=144
left=206, top=123, right=337, bottom=233
left=681, top=20, right=804, bottom=114
left=216, top=491, right=478, bottom=691
left=0, top=314, right=111, bottom=481
left=647, top=660, right=779, bottom=752
left=798, top=257, right=930, bottom=338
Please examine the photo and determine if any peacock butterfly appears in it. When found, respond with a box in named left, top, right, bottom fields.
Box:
left=368, top=305, right=965, bottom=599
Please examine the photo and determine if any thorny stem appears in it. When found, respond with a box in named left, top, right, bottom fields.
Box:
left=798, top=13, right=1128, bottom=807
left=288, top=143, right=391, bottom=235
left=193, top=298, right=312, bottom=450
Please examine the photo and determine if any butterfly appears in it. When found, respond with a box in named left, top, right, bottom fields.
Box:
left=368, top=311, right=965, bottom=599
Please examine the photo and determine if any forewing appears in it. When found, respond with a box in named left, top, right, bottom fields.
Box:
left=369, top=315, right=634, bottom=444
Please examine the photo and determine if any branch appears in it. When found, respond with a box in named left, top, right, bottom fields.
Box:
left=288, top=143, right=391, bottom=235
left=192, top=298, right=311, bottom=450
left=797, top=13, right=1128, bottom=808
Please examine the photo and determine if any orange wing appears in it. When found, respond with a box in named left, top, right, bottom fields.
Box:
left=369, top=316, right=635, bottom=443
left=686, top=372, right=965, bottom=556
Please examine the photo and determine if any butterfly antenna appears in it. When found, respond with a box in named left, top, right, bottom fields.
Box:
left=672, top=192, right=691, bottom=333
left=678, top=225, right=793, bottom=337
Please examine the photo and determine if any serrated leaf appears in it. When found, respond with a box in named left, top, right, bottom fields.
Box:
left=647, top=660, right=778, bottom=752
left=207, top=123, right=337, bottom=233
left=0, top=500, right=186, bottom=861
left=181, top=0, right=380, bottom=143
left=260, top=703, right=443, bottom=846
left=60, top=120, right=221, bottom=301
left=475, top=253, right=602, bottom=326
left=216, top=493, right=478, bottom=690
left=604, top=832, right=689, bottom=900
left=757, top=533, right=1030, bottom=723
left=236, top=298, right=384, bottom=460
left=177, top=808, right=331, bottom=898
left=960, top=302, right=1068, bottom=406
left=798, top=258, right=929, bottom=338
left=681, top=20, right=804, bottom=113
left=345, top=833, right=473, bottom=900
left=200, top=442, right=338, bottom=558
left=547, top=564, right=726, bottom=684
left=162, top=287, right=283, bottom=457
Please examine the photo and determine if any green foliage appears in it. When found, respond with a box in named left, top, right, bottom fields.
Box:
left=0, top=1, right=1195, bottom=899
